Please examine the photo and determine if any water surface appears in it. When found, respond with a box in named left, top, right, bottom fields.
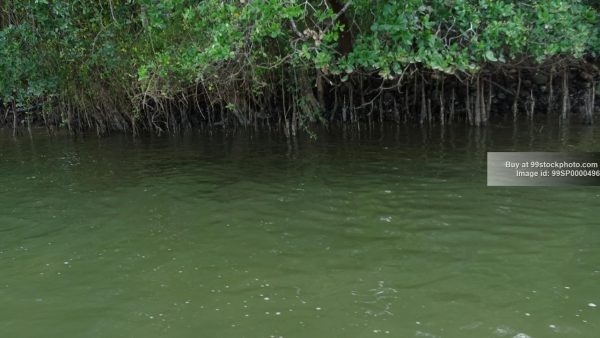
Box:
left=1, top=122, right=599, bottom=337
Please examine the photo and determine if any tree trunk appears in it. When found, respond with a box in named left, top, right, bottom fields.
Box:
left=562, top=68, right=569, bottom=119
left=513, top=70, right=521, bottom=120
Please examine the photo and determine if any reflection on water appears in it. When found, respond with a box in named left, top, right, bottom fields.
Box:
left=0, top=121, right=599, bottom=337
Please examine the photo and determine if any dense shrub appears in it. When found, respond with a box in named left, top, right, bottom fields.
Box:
left=0, top=1, right=598, bottom=134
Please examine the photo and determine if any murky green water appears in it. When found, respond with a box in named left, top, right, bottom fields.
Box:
left=1, top=123, right=599, bottom=338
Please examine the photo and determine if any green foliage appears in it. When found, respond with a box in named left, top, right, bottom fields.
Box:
left=343, top=0, right=599, bottom=75
left=0, top=0, right=598, bottom=127
left=0, top=23, right=56, bottom=105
